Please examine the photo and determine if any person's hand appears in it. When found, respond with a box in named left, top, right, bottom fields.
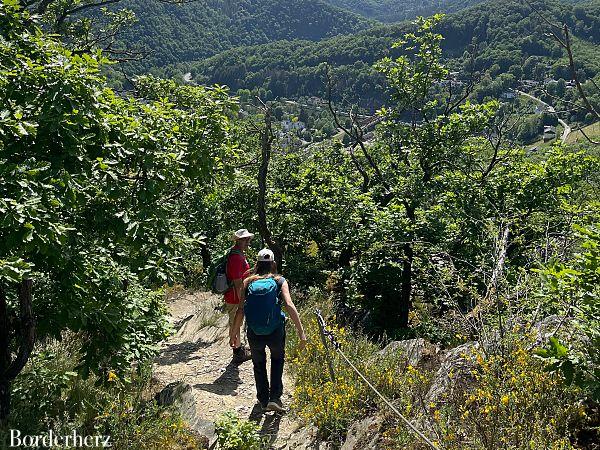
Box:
left=298, top=335, right=307, bottom=351
left=229, top=331, right=239, bottom=348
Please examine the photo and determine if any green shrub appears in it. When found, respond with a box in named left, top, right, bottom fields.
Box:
left=435, top=338, right=583, bottom=450
left=214, top=412, right=264, bottom=450
left=287, top=293, right=433, bottom=441
left=536, top=224, right=600, bottom=401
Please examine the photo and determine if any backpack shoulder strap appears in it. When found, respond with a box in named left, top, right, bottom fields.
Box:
left=275, top=276, right=285, bottom=289
left=225, top=248, right=243, bottom=272
left=275, top=276, right=285, bottom=303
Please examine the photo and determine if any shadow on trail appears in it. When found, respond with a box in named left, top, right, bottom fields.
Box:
left=261, top=412, right=283, bottom=448
left=155, top=340, right=213, bottom=366
left=248, top=403, right=264, bottom=424
left=193, top=361, right=242, bottom=395
left=246, top=405, right=284, bottom=448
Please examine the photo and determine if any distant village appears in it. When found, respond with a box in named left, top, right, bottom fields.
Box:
left=234, top=70, right=580, bottom=148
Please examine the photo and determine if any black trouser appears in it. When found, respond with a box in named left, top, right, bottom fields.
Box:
left=247, top=323, right=285, bottom=405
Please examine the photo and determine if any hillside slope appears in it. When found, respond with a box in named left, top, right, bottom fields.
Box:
left=113, top=0, right=375, bottom=72
left=323, top=0, right=487, bottom=22
left=173, top=0, right=600, bottom=104
left=324, top=0, right=592, bottom=22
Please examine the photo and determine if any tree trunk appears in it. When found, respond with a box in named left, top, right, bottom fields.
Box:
left=0, top=285, right=11, bottom=425
left=338, top=244, right=353, bottom=268
left=200, top=243, right=211, bottom=270
left=5, top=280, right=35, bottom=380
left=397, top=243, right=413, bottom=329
left=0, top=280, right=35, bottom=424
left=0, top=380, right=10, bottom=426
left=397, top=203, right=416, bottom=329
left=257, top=104, right=284, bottom=270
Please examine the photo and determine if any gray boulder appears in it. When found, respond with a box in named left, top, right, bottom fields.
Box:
left=341, top=415, right=384, bottom=450
left=155, top=381, right=214, bottom=441
left=283, top=425, right=333, bottom=450
left=379, top=338, right=442, bottom=370
left=424, top=341, right=479, bottom=406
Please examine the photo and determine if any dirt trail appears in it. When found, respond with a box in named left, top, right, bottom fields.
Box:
left=152, top=290, right=316, bottom=449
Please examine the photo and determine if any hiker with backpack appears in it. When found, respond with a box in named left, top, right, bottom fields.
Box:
left=207, top=228, right=255, bottom=363
left=229, top=248, right=307, bottom=412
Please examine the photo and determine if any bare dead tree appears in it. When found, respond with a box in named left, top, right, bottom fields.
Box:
left=522, top=0, right=599, bottom=145
left=254, top=98, right=284, bottom=271
left=454, top=222, right=513, bottom=358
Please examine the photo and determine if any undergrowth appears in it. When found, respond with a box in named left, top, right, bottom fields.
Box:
left=286, top=290, right=433, bottom=442
left=287, top=290, right=592, bottom=449
left=1, top=335, right=206, bottom=450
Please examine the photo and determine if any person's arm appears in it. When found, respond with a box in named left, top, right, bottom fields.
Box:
left=233, top=277, right=244, bottom=306
left=280, top=280, right=307, bottom=348
left=228, top=253, right=246, bottom=305
left=229, top=279, right=247, bottom=347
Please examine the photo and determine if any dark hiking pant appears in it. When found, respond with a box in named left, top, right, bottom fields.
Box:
left=247, top=323, right=285, bottom=405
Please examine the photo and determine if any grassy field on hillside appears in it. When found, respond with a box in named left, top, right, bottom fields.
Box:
left=566, top=122, right=600, bottom=144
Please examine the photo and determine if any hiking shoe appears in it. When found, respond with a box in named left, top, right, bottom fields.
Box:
left=232, top=346, right=252, bottom=364
left=266, top=399, right=286, bottom=413
left=249, top=401, right=268, bottom=415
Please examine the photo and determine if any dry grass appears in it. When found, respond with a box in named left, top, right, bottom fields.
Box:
left=566, top=122, right=600, bottom=145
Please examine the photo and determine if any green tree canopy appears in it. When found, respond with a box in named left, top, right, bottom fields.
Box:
left=0, top=0, right=235, bottom=421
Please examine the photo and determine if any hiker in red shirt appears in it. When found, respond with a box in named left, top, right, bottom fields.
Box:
left=225, top=229, right=254, bottom=363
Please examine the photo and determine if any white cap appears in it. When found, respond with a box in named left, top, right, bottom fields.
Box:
left=257, top=248, right=275, bottom=262
left=231, top=228, right=255, bottom=241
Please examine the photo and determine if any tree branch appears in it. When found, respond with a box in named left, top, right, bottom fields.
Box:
left=561, top=25, right=600, bottom=120
left=325, top=67, right=391, bottom=195
left=63, top=0, right=121, bottom=18
left=522, top=0, right=600, bottom=132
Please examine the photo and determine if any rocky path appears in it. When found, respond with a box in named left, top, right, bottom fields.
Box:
left=152, top=290, right=322, bottom=449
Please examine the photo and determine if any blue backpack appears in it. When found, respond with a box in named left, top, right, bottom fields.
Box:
left=244, top=277, right=285, bottom=335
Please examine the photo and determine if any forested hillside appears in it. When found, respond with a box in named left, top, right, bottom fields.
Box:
left=2, top=1, right=600, bottom=449
left=108, top=0, right=374, bottom=73
left=323, top=0, right=487, bottom=22
left=176, top=0, right=600, bottom=106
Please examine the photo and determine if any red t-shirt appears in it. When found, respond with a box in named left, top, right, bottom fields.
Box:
left=224, top=249, right=250, bottom=304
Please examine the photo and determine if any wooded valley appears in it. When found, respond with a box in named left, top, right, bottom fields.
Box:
left=1, top=0, right=599, bottom=448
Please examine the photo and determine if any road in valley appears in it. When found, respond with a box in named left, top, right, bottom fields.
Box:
left=516, top=90, right=571, bottom=143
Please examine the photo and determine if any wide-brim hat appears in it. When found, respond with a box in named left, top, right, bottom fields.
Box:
left=232, top=228, right=255, bottom=241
